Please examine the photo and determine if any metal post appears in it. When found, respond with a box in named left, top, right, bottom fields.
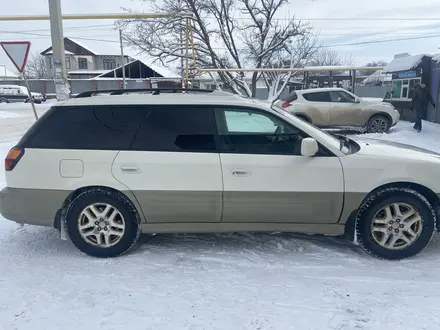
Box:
left=22, top=72, right=38, bottom=120
left=185, top=18, right=189, bottom=88
left=119, top=29, right=126, bottom=89
left=48, top=0, right=70, bottom=101
left=351, top=70, right=356, bottom=93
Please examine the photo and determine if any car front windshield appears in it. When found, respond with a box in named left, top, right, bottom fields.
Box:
left=269, top=103, right=350, bottom=154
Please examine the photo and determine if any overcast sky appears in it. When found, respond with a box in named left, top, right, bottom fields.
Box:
left=1, top=0, right=440, bottom=73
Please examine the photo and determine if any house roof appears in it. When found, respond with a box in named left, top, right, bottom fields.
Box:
left=361, top=69, right=392, bottom=85
left=46, top=50, right=74, bottom=55
left=383, top=54, right=431, bottom=73
left=433, top=54, right=440, bottom=62
left=68, top=38, right=121, bottom=56
left=68, top=70, right=110, bottom=75
left=41, top=37, right=123, bottom=56
left=94, top=49, right=181, bottom=79
left=0, top=65, right=19, bottom=78
left=123, top=49, right=180, bottom=78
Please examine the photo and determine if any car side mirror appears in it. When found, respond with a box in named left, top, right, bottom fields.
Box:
left=301, top=137, right=319, bottom=157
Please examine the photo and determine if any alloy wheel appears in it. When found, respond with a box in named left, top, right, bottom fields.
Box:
left=371, top=202, right=423, bottom=250
left=78, top=203, right=126, bottom=248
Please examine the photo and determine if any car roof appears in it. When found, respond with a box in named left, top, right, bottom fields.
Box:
left=58, top=91, right=268, bottom=108
left=296, top=87, right=348, bottom=94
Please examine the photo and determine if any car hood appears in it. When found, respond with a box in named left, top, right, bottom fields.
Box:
left=353, top=137, right=440, bottom=160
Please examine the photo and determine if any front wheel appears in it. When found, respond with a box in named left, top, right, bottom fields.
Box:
left=367, top=115, right=391, bottom=133
left=65, top=188, right=141, bottom=258
left=356, top=187, right=436, bottom=260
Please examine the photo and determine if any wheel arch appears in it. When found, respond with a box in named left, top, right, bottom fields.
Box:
left=294, top=112, right=312, bottom=123
left=367, top=111, right=392, bottom=125
left=54, top=185, right=146, bottom=230
left=344, top=181, right=440, bottom=242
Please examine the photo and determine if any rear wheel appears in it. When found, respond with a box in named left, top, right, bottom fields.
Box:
left=367, top=115, right=390, bottom=133
left=65, top=188, right=141, bottom=258
left=356, top=187, right=436, bottom=260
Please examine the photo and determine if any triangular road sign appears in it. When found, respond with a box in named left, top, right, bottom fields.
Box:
left=0, top=41, right=31, bottom=73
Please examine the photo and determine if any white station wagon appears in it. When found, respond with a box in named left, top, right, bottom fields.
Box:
left=0, top=88, right=439, bottom=260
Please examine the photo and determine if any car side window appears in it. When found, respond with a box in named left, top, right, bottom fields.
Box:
left=131, top=106, right=216, bottom=153
left=330, top=91, right=355, bottom=103
left=302, top=92, right=330, bottom=102
left=215, top=108, right=306, bottom=155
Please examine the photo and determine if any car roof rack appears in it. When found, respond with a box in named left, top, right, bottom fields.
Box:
left=75, top=88, right=216, bottom=98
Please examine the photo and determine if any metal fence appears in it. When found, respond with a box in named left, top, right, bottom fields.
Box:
left=0, top=78, right=179, bottom=96
left=0, top=78, right=390, bottom=100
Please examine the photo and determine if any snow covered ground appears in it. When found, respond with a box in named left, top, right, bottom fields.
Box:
left=1, top=103, right=440, bottom=329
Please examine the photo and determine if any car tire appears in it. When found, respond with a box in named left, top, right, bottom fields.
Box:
left=356, top=187, right=436, bottom=260
left=367, top=115, right=391, bottom=133
left=65, top=187, right=142, bottom=258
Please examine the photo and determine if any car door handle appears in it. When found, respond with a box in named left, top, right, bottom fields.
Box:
left=120, top=165, right=140, bottom=173
left=231, top=169, right=251, bottom=177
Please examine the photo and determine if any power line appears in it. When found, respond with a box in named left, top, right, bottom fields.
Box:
left=0, top=24, right=115, bottom=34
left=1, top=28, right=440, bottom=51
left=324, top=34, right=440, bottom=48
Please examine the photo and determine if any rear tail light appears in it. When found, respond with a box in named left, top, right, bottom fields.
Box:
left=282, top=101, right=292, bottom=108
left=5, top=147, right=24, bottom=171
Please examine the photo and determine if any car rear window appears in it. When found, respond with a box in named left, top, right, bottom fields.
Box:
left=21, top=105, right=145, bottom=150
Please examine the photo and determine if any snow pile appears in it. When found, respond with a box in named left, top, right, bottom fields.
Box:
left=383, top=54, right=429, bottom=73
left=361, top=120, right=440, bottom=153
left=0, top=111, right=22, bottom=119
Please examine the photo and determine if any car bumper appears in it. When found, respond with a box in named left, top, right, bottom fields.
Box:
left=0, top=187, right=69, bottom=227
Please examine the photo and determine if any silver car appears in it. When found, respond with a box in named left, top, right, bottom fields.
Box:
left=275, top=87, right=400, bottom=133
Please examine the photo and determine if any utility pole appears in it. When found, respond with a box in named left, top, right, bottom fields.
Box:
left=119, top=29, right=126, bottom=89
left=48, top=0, right=70, bottom=100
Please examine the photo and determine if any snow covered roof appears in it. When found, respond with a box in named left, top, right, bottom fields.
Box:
left=68, top=38, right=121, bottom=56
left=433, top=54, right=440, bottom=62
left=0, top=65, right=19, bottom=78
left=361, top=70, right=392, bottom=85
left=46, top=50, right=74, bottom=55
left=124, top=49, right=180, bottom=78
left=383, top=54, right=431, bottom=73
left=68, top=70, right=110, bottom=75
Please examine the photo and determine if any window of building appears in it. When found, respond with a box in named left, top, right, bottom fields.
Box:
left=131, top=106, right=216, bottom=153
left=103, top=59, right=116, bottom=70
left=26, top=106, right=145, bottom=150
left=65, top=57, right=71, bottom=70
left=49, top=58, right=52, bottom=69
left=78, top=58, right=88, bottom=70
left=215, top=108, right=305, bottom=155
left=391, top=78, right=421, bottom=99
left=303, top=91, right=331, bottom=102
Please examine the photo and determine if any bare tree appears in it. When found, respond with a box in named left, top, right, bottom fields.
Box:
left=358, top=60, right=388, bottom=76
left=263, top=36, right=318, bottom=101
left=119, top=0, right=314, bottom=97
left=307, top=47, right=354, bottom=76
left=25, top=53, right=49, bottom=79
